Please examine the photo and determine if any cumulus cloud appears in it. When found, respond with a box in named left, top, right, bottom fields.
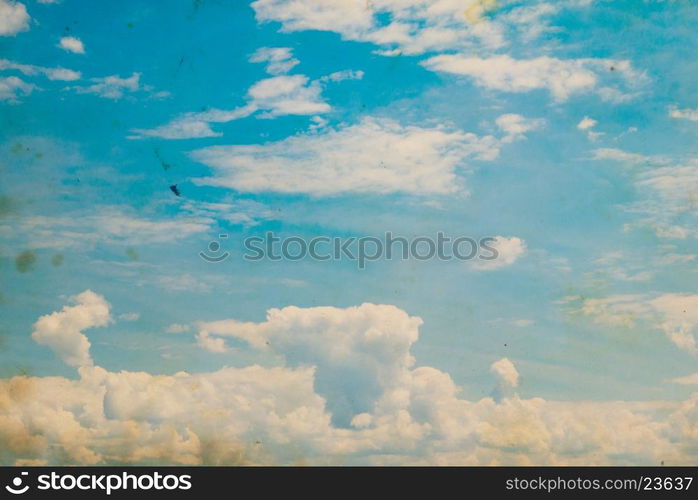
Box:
left=249, top=46, right=299, bottom=75
left=0, top=0, right=29, bottom=36
left=3, top=296, right=698, bottom=465
left=248, top=74, right=329, bottom=116
left=490, top=357, right=519, bottom=401
left=473, top=236, right=526, bottom=270
left=251, top=0, right=575, bottom=56
left=190, top=117, right=500, bottom=196
left=496, top=113, right=544, bottom=142
left=31, top=290, right=112, bottom=367
left=198, top=303, right=422, bottom=424
left=422, top=55, right=644, bottom=102
left=491, top=357, right=520, bottom=389
left=58, top=36, right=85, bottom=54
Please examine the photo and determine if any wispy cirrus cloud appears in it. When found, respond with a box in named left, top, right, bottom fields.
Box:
left=422, top=55, right=645, bottom=102
left=0, top=58, right=81, bottom=81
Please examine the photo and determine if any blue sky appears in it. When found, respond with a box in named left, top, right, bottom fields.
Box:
left=1, top=0, right=698, bottom=465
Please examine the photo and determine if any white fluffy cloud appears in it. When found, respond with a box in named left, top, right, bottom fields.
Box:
left=473, top=236, right=526, bottom=270
left=496, top=113, right=544, bottom=142
left=249, top=46, right=299, bottom=75
left=3, top=295, right=698, bottom=465
left=131, top=69, right=353, bottom=139
left=0, top=0, right=29, bottom=36
left=198, top=303, right=422, bottom=424
left=422, top=55, right=642, bottom=102
left=577, top=116, right=597, bottom=130
left=577, top=116, right=602, bottom=140
left=248, top=74, right=329, bottom=116
left=251, top=0, right=570, bottom=56
left=58, top=36, right=85, bottom=54
left=31, top=290, right=112, bottom=367
left=190, top=117, right=500, bottom=196
left=491, top=357, right=520, bottom=389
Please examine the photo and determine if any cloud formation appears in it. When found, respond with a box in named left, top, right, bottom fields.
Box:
left=74, top=73, right=141, bottom=99
left=58, top=36, right=85, bottom=54
left=566, top=293, right=698, bottom=355
left=0, top=0, right=29, bottom=36
left=251, top=0, right=570, bottom=56
left=473, top=236, right=526, bottom=270
left=2, top=294, right=698, bottom=465
left=249, top=46, right=299, bottom=75
left=190, top=117, right=500, bottom=196
left=422, top=55, right=643, bottom=102
left=131, top=65, right=361, bottom=139
left=0, top=75, right=34, bottom=102
left=31, top=290, right=112, bottom=367
left=496, top=113, right=544, bottom=142
left=0, top=58, right=81, bottom=81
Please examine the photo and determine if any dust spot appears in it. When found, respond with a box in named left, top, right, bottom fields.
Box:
left=15, top=251, right=37, bottom=273
left=154, top=149, right=173, bottom=170
left=51, top=254, right=64, bottom=267
left=0, top=195, right=18, bottom=218
left=10, top=142, right=24, bottom=154
left=169, top=184, right=181, bottom=197
left=34, top=152, right=43, bottom=159
left=127, top=22, right=135, bottom=29
left=8, top=375, right=35, bottom=402
left=465, top=0, right=498, bottom=23
left=125, top=248, right=139, bottom=261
